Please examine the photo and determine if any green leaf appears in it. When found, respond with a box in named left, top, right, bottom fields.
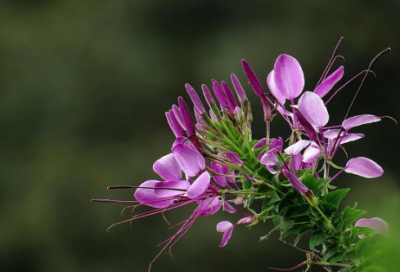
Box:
left=329, top=252, right=347, bottom=263
left=309, top=230, right=326, bottom=249
left=363, top=265, right=387, bottom=272
left=318, top=200, right=338, bottom=217
left=301, top=174, right=329, bottom=195
left=322, top=189, right=350, bottom=207
left=268, top=190, right=281, bottom=205
left=336, top=204, right=367, bottom=232
left=243, top=179, right=253, bottom=190
left=355, top=234, right=376, bottom=256
left=322, top=243, right=341, bottom=262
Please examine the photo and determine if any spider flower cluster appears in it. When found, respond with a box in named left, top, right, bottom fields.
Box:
left=93, top=41, right=392, bottom=272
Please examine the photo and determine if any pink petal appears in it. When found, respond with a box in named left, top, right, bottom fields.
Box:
left=339, top=133, right=365, bottom=144
left=134, top=180, right=174, bottom=208
left=186, top=171, right=211, bottom=198
left=196, top=197, right=222, bottom=216
left=216, top=221, right=233, bottom=232
left=342, top=115, right=381, bottom=131
left=223, top=202, right=238, bottom=213
left=153, top=153, right=182, bottom=181
left=267, top=70, right=286, bottom=105
left=355, top=217, right=389, bottom=238
left=216, top=221, right=234, bottom=248
left=282, top=169, right=309, bottom=195
left=284, top=140, right=311, bottom=156
left=241, top=59, right=264, bottom=97
left=172, top=144, right=205, bottom=177
left=260, top=151, right=278, bottom=167
left=303, top=144, right=321, bottom=164
left=225, top=151, right=243, bottom=167
left=324, top=129, right=344, bottom=139
left=154, top=180, right=190, bottom=198
left=345, top=157, right=384, bottom=178
left=273, top=54, right=304, bottom=100
left=298, top=91, right=329, bottom=127
left=314, top=66, right=344, bottom=98
left=210, top=162, right=228, bottom=187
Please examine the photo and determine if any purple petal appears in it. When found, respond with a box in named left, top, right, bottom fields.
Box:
left=178, top=97, right=196, bottom=136
left=153, top=153, right=182, bottom=181
left=342, top=115, right=381, bottom=131
left=273, top=54, right=304, bottom=100
left=196, top=197, right=222, bottom=216
left=201, top=84, right=216, bottom=107
left=267, top=70, right=286, bottom=105
left=241, top=59, right=264, bottom=97
left=298, top=91, right=329, bottom=127
left=172, top=144, right=205, bottom=177
left=303, top=144, right=321, bottom=164
left=295, top=111, right=320, bottom=143
left=253, top=138, right=267, bottom=149
left=290, top=153, right=304, bottom=171
left=154, top=180, right=190, bottom=198
left=345, top=157, right=384, bottom=178
left=260, top=151, right=278, bottom=167
left=165, top=110, right=185, bottom=137
left=230, top=73, right=247, bottom=104
left=216, top=221, right=233, bottom=232
left=186, top=83, right=206, bottom=114
left=172, top=105, right=185, bottom=128
left=210, top=162, right=228, bottom=187
left=324, top=129, right=344, bottom=139
left=282, top=169, right=309, bottom=195
left=355, top=217, right=389, bottom=238
left=225, top=151, right=243, bottom=167
left=134, top=180, right=173, bottom=208
left=314, top=66, right=344, bottom=98
left=211, top=79, right=228, bottom=108
left=186, top=171, right=211, bottom=198
left=221, top=81, right=238, bottom=112
left=216, top=221, right=234, bottom=247
left=237, top=216, right=255, bottom=225
left=339, top=133, right=365, bottom=144
left=223, top=202, right=238, bottom=213
left=209, top=108, right=217, bottom=120
left=284, top=140, right=312, bottom=156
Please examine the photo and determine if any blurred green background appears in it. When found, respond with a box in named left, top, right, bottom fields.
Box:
left=1, top=0, right=399, bottom=271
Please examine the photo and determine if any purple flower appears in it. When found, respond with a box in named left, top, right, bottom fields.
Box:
left=211, top=79, right=229, bottom=108
left=267, top=70, right=286, bottom=105
left=216, top=216, right=256, bottom=247
left=241, top=59, right=264, bottom=97
left=153, top=153, right=182, bottom=181
left=216, top=221, right=234, bottom=247
left=314, top=66, right=344, bottom=98
left=186, top=83, right=206, bottom=115
left=355, top=217, right=389, bottom=238
left=225, top=151, right=243, bottom=167
left=172, top=139, right=205, bottom=177
left=165, top=110, right=185, bottom=137
left=178, top=97, right=196, bottom=136
left=230, top=73, right=247, bottom=105
left=273, top=54, right=305, bottom=100
left=344, top=157, right=383, bottom=178
left=221, top=81, right=238, bottom=112
left=298, top=91, right=329, bottom=128
left=186, top=171, right=211, bottom=198
left=342, top=114, right=381, bottom=131
left=282, top=169, right=309, bottom=196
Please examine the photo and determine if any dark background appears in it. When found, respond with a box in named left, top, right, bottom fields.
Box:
left=1, top=1, right=399, bottom=271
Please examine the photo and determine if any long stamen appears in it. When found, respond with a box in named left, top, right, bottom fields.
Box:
left=330, top=48, right=391, bottom=156
left=315, top=37, right=345, bottom=88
